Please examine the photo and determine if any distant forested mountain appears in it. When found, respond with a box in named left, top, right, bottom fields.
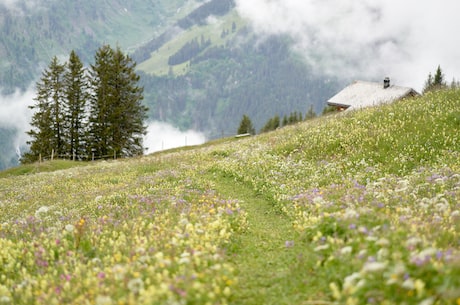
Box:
left=139, top=34, right=338, bottom=138
left=0, top=0, right=341, bottom=170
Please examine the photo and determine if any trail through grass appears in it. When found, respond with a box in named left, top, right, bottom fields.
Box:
left=209, top=173, right=316, bottom=304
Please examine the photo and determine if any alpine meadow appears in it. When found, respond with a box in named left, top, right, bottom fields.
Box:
left=1, top=89, right=459, bottom=304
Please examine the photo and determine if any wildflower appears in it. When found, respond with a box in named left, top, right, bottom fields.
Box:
left=127, top=278, right=144, bottom=294
left=340, top=246, right=352, bottom=255
left=406, top=236, right=422, bottom=248
left=375, top=238, right=390, bottom=247
left=285, top=240, right=294, bottom=248
left=329, top=282, right=341, bottom=300
left=361, top=261, right=387, bottom=273
left=414, top=279, right=425, bottom=297
left=35, top=206, right=50, bottom=217
left=402, top=278, right=415, bottom=290
left=314, top=244, right=330, bottom=252
left=65, top=224, right=75, bottom=232
left=419, top=297, right=435, bottom=305
left=95, top=295, right=113, bottom=305
left=178, top=252, right=190, bottom=264
left=343, top=273, right=361, bottom=294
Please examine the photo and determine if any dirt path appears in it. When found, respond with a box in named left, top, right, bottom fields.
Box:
left=211, top=174, right=312, bottom=304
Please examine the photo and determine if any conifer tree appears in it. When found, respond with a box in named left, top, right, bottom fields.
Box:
left=24, top=46, right=147, bottom=163
left=237, top=114, right=255, bottom=135
left=24, top=56, right=66, bottom=162
left=64, top=50, right=88, bottom=159
left=88, top=45, right=113, bottom=158
left=423, top=65, right=447, bottom=93
left=88, top=45, right=147, bottom=158
left=260, top=115, right=280, bottom=133
left=305, top=105, right=316, bottom=120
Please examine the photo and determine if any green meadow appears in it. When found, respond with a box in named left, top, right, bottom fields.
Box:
left=1, top=89, right=459, bottom=304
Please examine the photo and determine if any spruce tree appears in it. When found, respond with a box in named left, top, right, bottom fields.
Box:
left=88, top=45, right=113, bottom=158
left=423, top=65, right=447, bottom=93
left=64, top=50, right=88, bottom=159
left=237, top=114, right=255, bottom=135
left=88, top=45, right=147, bottom=158
left=305, top=105, right=316, bottom=120
left=24, top=56, right=66, bottom=162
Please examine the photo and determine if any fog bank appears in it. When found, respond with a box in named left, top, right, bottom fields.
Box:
left=235, top=0, right=460, bottom=90
left=144, top=121, right=206, bottom=154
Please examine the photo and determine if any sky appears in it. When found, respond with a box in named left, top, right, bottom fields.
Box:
left=235, top=0, right=460, bottom=91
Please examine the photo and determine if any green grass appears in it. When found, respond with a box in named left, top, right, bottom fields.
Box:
left=138, top=11, right=246, bottom=76
left=207, top=173, right=315, bottom=304
left=1, top=89, right=459, bottom=304
left=0, top=159, right=91, bottom=178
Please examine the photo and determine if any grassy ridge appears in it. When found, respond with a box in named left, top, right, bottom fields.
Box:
left=1, top=90, right=459, bottom=304
left=137, top=10, right=245, bottom=76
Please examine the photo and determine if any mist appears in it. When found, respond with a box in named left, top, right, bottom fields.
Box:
left=144, top=121, right=206, bottom=154
left=0, top=0, right=41, bottom=12
left=0, top=89, right=205, bottom=162
left=0, top=88, right=34, bottom=155
left=235, top=0, right=460, bottom=91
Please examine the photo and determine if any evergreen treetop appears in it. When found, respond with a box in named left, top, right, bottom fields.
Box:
left=23, top=46, right=148, bottom=163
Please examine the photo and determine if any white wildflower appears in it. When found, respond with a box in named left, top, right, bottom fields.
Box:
left=127, top=278, right=144, bottom=294
left=361, top=261, right=387, bottom=273
left=65, top=224, right=75, bottom=232
left=376, top=238, right=390, bottom=247
left=343, top=208, right=359, bottom=219
left=377, top=248, right=389, bottom=260
left=412, top=247, right=438, bottom=262
left=35, top=206, right=49, bottom=217
left=406, top=236, right=422, bottom=248
left=419, top=297, right=435, bottom=305
left=313, top=196, right=325, bottom=205
left=314, top=244, right=330, bottom=252
left=343, top=272, right=361, bottom=294
left=178, top=252, right=190, bottom=264
left=402, top=278, right=415, bottom=289
left=340, top=246, right=353, bottom=255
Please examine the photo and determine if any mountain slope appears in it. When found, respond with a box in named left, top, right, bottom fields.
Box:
left=0, top=0, right=341, bottom=170
left=1, top=90, right=459, bottom=304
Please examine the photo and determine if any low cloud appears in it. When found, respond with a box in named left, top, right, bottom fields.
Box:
left=144, top=121, right=206, bottom=154
left=235, top=0, right=460, bottom=90
left=0, top=0, right=42, bottom=13
left=0, top=87, right=34, bottom=153
left=0, top=88, right=206, bottom=160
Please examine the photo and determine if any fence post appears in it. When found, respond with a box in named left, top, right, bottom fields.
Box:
left=51, top=149, right=54, bottom=161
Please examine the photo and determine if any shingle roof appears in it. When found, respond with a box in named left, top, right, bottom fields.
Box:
left=327, top=80, right=418, bottom=110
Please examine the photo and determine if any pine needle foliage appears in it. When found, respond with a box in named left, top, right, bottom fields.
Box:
left=23, top=46, right=148, bottom=163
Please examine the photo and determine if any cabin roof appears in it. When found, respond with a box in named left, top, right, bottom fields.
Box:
left=327, top=80, right=418, bottom=110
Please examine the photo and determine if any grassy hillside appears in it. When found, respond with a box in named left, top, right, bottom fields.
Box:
left=1, top=90, right=459, bottom=304
left=137, top=10, right=245, bottom=76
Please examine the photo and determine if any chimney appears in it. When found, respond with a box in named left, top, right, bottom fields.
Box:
left=383, top=77, right=390, bottom=89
